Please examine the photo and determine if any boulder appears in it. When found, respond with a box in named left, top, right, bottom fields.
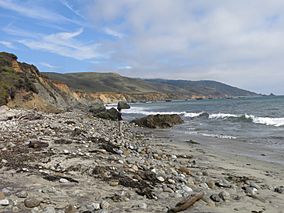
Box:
left=94, top=107, right=119, bottom=121
left=131, top=114, right=184, bottom=128
left=89, top=103, right=106, bottom=114
left=117, top=101, right=130, bottom=110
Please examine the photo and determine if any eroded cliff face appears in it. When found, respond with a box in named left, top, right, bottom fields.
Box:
left=1, top=53, right=175, bottom=111
left=2, top=52, right=216, bottom=112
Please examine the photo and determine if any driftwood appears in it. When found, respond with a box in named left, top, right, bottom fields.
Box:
left=167, top=192, right=204, bottom=213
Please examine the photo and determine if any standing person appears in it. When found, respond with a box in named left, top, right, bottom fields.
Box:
left=117, top=101, right=130, bottom=138
left=117, top=105, right=123, bottom=136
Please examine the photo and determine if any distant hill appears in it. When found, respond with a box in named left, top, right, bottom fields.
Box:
left=44, top=72, right=256, bottom=98
left=0, top=51, right=257, bottom=111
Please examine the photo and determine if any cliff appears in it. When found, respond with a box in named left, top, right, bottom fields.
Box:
left=1, top=52, right=257, bottom=111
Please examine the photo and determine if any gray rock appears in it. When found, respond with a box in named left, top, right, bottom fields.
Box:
left=100, top=200, right=110, bottom=209
left=274, top=186, right=284, bottom=194
left=24, top=197, right=41, bottom=208
left=16, top=191, right=28, bottom=198
left=219, top=191, right=230, bottom=201
left=210, top=194, right=222, bottom=202
left=117, top=101, right=130, bottom=110
left=43, top=206, right=56, bottom=213
left=216, top=179, right=231, bottom=188
left=131, top=114, right=184, bottom=128
left=250, top=182, right=261, bottom=190
left=0, top=199, right=9, bottom=206
left=138, top=203, right=147, bottom=209
left=244, top=186, right=257, bottom=196
left=89, top=103, right=106, bottom=114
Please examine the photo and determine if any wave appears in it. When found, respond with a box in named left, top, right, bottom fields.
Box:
left=186, top=131, right=237, bottom=139
left=210, top=113, right=284, bottom=127
left=124, top=107, right=284, bottom=127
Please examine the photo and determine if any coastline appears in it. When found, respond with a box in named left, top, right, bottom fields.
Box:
left=0, top=108, right=283, bottom=212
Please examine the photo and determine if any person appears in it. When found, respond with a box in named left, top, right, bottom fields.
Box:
left=117, top=106, right=123, bottom=136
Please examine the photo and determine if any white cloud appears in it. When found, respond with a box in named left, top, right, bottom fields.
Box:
left=85, top=0, right=284, bottom=94
left=0, top=0, right=84, bottom=26
left=104, top=27, right=124, bottom=39
left=0, top=40, right=15, bottom=49
left=40, top=62, right=57, bottom=69
left=18, top=28, right=105, bottom=60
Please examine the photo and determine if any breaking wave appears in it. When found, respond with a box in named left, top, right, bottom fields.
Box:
left=124, top=107, right=284, bottom=127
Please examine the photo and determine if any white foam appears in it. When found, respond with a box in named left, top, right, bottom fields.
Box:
left=252, top=116, right=284, bottom=127
left=184, top=112, right=205, bottom=117
left=209, top=113, right=238, bottom=119
left=201, top=133, right=237, bottom=139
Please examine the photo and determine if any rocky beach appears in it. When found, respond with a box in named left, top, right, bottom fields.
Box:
left=0, top=106, right=283, bottom=213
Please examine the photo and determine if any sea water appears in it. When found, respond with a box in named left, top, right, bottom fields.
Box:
left=119, top=96, right=284, bottom=164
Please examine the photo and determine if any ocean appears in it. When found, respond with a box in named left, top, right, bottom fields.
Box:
left=119, top=96, right=284, bottom=164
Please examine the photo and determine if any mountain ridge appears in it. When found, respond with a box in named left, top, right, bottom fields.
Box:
left=1, top=52, right=257, bottom=111
left=43, top=72, right=256, bottom=98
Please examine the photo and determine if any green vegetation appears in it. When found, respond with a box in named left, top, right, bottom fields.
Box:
left=0, top=52, right=39, bottom=106
left=44, top=72, right=256, bottom=97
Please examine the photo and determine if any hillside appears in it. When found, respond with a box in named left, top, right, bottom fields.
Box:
left=0, top=52, right=257, bottom=111
left=44, top=72, right=256, bottom=98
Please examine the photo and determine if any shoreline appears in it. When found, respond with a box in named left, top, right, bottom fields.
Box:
left=0, top=108, right=283, bottom=212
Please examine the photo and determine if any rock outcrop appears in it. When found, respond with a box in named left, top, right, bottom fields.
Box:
left=131, top=114, right=184, bottom=128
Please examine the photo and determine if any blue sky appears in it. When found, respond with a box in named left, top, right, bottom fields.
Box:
left=0, top=0, right=284, bottom=94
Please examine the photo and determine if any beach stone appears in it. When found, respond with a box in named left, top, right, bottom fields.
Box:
left=28, top=140, right=49, bottom=149
left=16, top=191, right=28, bottom=198
left=91, top=203, right=101, bottom=210
left=167, top=178, right=175, bottom=184
left=109, top=181, right=119, bottom=186
left=138, top=203, right=147, bottom=209
left=178, top=167, right=191, bottom=175
left=274, top=186, right=284, bottom=194
left=59, top=178, right=69, bottom=183
left=207, top=180, right=216, bottom=189
left=0, top=192, right=5, bottom=200
left=65, top=204, right=77, bottom=213
left=43, top=206, right=56, bottom=213
left=182, top=186, right=193, bottom=193
left=216, top=179, right=231, bottom=188
left=131, top=114, right=184, bottom=128
left=244, top=186, right=257, bottom=196
left=157, top=176, right=165, bottom=182
left=210, top=194, right=222, bottom=202
left=0, top=199, right=9, bottom=206
left=24, top=197, right=41, bottom=208
left=100, top=200, right=110, bottom=209
left=1, top=159, right=8, bottom=164
left=219, top=191, right=230, bottom=201
left=250, top=182, right=261, bottom=190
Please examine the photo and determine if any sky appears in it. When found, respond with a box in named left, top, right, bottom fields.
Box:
left=0, top=0, right=284, bottom=95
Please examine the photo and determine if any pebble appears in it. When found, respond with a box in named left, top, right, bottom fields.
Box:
left=0, top=199, right=9, bottom=206
left=100, top=200, right=110, bottom=209
left=43, top=206, right=56, bottom=213
left=0, top=192, right=5, bottom=200
left=109, top=181, right=119, bottom=186
left=59, top=178, right=69, bottom=183
left=24, top=197, right=41, bottom=208
left=167, top=178, right=175, bottom=184
left=92, top=203, right=101, bottom=210
left=16, top=191, right=28, bottom=198
left=65, top=204, right=77, bottom=213
left=157, top=176, right=165, bottom=182
left=250, top=182, right=261, bottom=190
left=210, top=194, right=222, bottom=202
left=244, top=186, right=257, bottom=196
left=1, top=159, right=8, bottom=164
left=219, top=191, right=230, bottom=201
left=274, top=186, right=284, bottom=194
left=138, top=202, right=147, bottom=209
